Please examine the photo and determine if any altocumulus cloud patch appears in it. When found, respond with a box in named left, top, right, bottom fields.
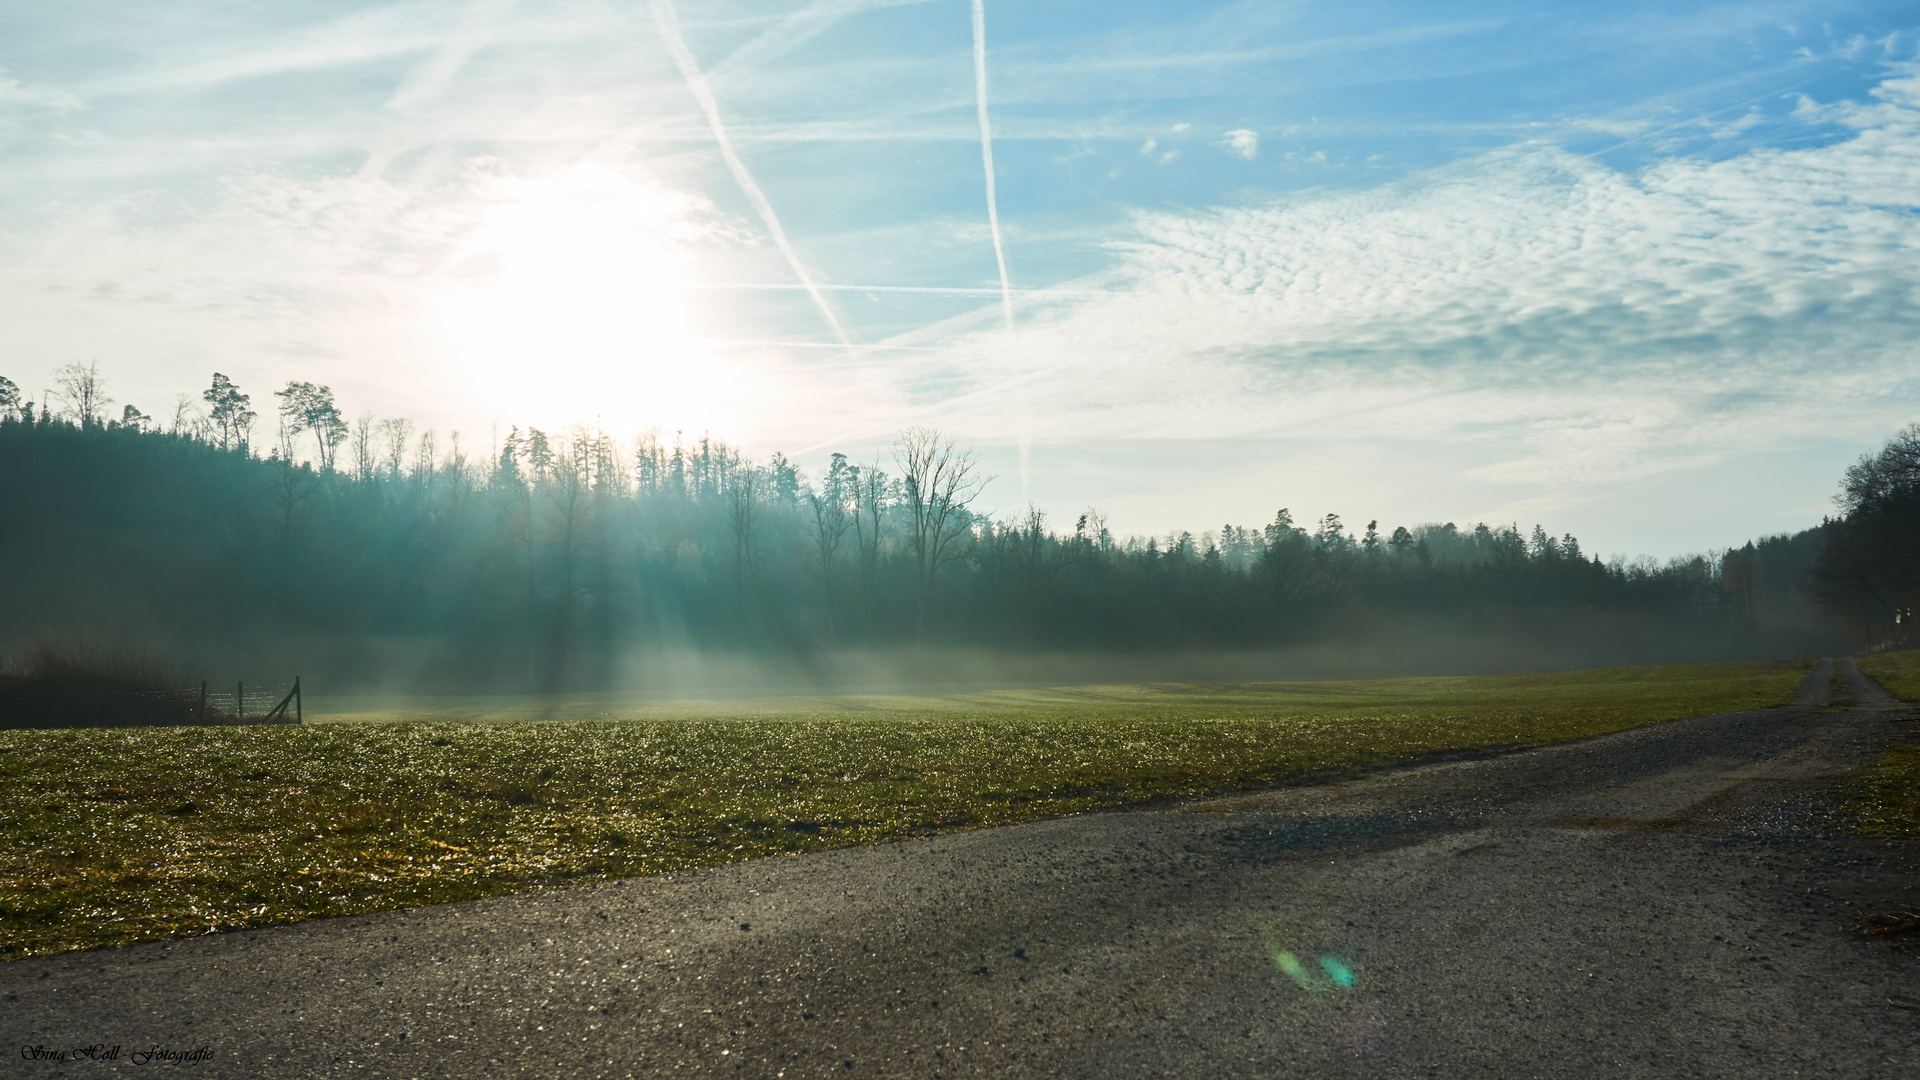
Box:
left=926, top=67, right=1920, bottom=488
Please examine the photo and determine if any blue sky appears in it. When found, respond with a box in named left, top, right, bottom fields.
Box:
left=2, top=0, right=1917, bottom=556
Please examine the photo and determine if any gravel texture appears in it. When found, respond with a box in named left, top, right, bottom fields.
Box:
left=7, top=668, right=1919, bottom=1078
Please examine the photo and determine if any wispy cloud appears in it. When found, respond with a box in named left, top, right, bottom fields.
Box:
left=79, top=1, right=463, bottom=96
left=711, top=0, right=938, bottom=80
left=385, top=0, right=521, bottom=110
left=0, top=69, right=85, bottom=113
left=1002, top=19, right=1508, bottom=76
left=649, top=0, right=852, bottom=351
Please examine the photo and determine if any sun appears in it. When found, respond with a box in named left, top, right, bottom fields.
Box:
left=428, top=165, right=737, bottom=436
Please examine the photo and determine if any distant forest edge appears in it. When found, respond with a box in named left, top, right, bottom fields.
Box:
left=0, top=364, right=1910, bottom=693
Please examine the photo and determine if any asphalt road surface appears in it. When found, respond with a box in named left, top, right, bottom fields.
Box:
left=8, top=661, right=1920, bottom=1078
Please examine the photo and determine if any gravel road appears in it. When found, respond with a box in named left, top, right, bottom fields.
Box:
left=7, top=662, right=1919, bottom=1078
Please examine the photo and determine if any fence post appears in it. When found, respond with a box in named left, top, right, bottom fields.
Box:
left=200, top=681, right=207, bottom=722
left=295, top=676, right=301, bottom=723
left=237, top=681, right=243, bottom=723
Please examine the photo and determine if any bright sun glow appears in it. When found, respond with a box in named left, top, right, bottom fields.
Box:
left=429, top=165, right=737, bottom=436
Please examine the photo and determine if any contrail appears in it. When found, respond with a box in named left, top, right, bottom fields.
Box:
left=649, top=0, right=852, bottom=351
left=971, top=0, right=1014, bottom=335
left=972, top=0, right=1029, bottom=501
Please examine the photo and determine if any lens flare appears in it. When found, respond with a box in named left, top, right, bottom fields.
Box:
left=1319, top=955, right=1357, bottom=988
left=1262, top=929, right=1359, bottom=994
left=1270, top=948, right=1316, bottom=990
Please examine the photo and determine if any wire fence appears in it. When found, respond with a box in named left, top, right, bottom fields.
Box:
left=209, top=679, right=302, bottom=723
left=0, top=677, right=301, bottom=730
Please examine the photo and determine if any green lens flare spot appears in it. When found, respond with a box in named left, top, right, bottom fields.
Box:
left=1318, top=955, right=1356, bottom=988
left=1269, top=948, right=1316, bottom=989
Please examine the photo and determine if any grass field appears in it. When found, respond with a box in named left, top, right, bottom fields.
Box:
left=1849, top=744, right=1920, bottom=840
left=1857, top=650, right=1920, bottom=703
left=0, top=659, right=1811, bottom=959
left=1849, top=650, right=1920, bottom=841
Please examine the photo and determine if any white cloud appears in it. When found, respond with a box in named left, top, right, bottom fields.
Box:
left=1138, top=137, right=1157, bottom=155
left=897, top=67, right=1920, bottom=506
left=1219, top=127, right=1258, bottom=159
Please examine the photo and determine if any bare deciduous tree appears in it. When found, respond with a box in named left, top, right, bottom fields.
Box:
left=413, top=430, right=437, bottom=486
left=376, top=417, right=413, bottom=480
left=351, top=412, right=377, bottom=482
left=167, top=394, right=205, bottom=439
left=849, top=461, right=890, bottom=597
left=1814, top=423, right=1920, bottom=648
left=727, top=463, right=762, bottom=594
left=893, top=427, right=988, bottom=641
left=54, top=361, right=112, bottom=427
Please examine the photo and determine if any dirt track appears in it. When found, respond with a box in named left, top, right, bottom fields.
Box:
left=7, top=661, right=1919, bottom=1078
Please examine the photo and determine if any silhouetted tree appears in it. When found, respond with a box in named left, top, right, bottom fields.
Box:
left=1258, top=508, right=1312, bottom=612
left=202, top=373, right=255, bottom=452
left=805, top=453, right=854, bottom=642
left=275, top=381, right=349, bottom=471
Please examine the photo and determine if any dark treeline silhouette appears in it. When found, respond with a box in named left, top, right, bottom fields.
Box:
left=1811, top=424, right=1919, bottom=650
left=0, top=366, right=1853, bottom=691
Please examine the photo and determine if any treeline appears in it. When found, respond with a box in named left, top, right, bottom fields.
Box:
left=0, top=365, right=1852, bottom=689
left=1811, top=424, right=1919, bottom=650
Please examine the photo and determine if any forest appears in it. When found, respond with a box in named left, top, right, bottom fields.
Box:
left=0, top=363, right=1890, bottom=693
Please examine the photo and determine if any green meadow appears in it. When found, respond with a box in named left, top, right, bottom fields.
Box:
left=0, top=659, right=1811, bottom=959
left=1856, top=650, right=1920, bottom=705
left=1850, top=650, right=1920, bottom=841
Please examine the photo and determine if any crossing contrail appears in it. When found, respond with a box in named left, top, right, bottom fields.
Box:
left=649, top=0, right=853, bottom=351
